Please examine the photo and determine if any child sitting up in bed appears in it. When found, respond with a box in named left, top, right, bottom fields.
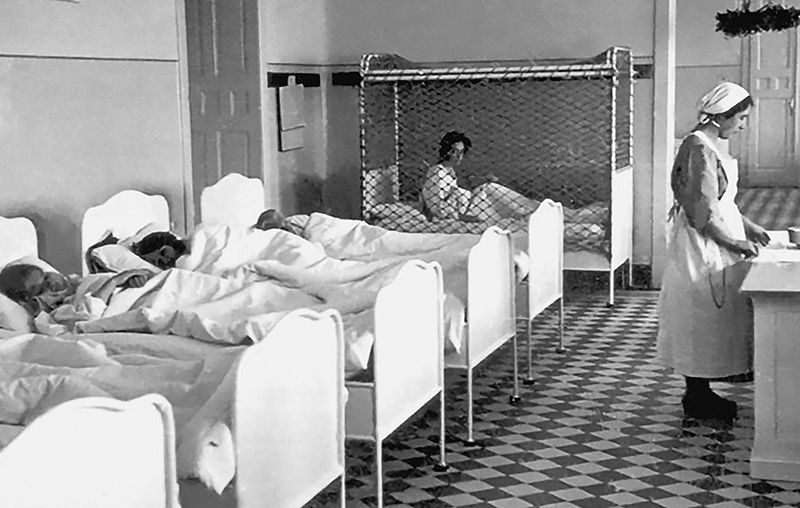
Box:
left=0, top=263, right=154, bottom=317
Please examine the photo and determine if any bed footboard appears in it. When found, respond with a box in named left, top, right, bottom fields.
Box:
left=447, top=226, right=516, bottom=369
left=0, top=394, right=179, bottom=508
left=234, top=309, right=346, bottom=508
left=528, top=199, right=564, bottom=318
left=347, top=260, right=444, bottom=440
left=346, top=260, right=445, bottom=508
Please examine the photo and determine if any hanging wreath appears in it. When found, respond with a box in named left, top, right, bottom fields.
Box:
left=716, top=1, right=800, bottom=37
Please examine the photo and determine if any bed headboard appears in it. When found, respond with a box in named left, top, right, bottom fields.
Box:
left=200, top=173, right=265, bottom=227
left=81, top=190, right=170, bottom=275
left=0, top=216, right=39, bottom=268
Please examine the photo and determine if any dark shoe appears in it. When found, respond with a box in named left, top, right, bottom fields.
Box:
left=682, top=390, right=737, bottom=421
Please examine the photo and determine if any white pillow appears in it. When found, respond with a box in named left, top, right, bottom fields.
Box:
left=89, top=244, right=161, bottom=274
left=5, top=255, right=60, bottom=275
left=119, top=222, right=161, bottom=248
left=0, top=293, right=32, bottom=333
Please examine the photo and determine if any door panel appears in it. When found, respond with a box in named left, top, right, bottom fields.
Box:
left=185, top=0, right=263, bottom=220
left=743, top=26, right=799, bottom=187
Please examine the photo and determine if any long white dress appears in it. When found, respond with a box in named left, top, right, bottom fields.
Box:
left=655, top=131, right=753, bottom=378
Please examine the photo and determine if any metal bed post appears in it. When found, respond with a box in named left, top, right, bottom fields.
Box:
left=393, top=82, right=400, bottom=178
left=510, top=334, right=521, bottom=403
left=369, top=298, right=385, bottom=508
left=509, top=246, right=521, bottom=404
left=433, top=262, right=448, bottom=472
left=607, top=60, right=619, bottom=308
left=557, top=297, right=566, bottom=354
left=359, top=55, right=369, bottom=220
left=525, top=312, right=534, bottom=384
left=627, top=49, right=636, bottom=291
left=335, top=314, right=347, bottom=508
left=465, top=335, right=475, bottom=444
left=375, top=437, right=384, bottom=508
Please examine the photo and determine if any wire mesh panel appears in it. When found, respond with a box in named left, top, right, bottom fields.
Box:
left=359, top=48, right=633, bottom=258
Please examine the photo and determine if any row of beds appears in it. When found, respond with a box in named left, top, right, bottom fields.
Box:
left=0, top=173, right=565, bottom=508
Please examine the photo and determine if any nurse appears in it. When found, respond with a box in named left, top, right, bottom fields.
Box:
left=656, top=82, right=771, bottom=421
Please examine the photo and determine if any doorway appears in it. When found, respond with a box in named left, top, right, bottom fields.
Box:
left=741, top=25, right=800, bottom=187
left=184, top=0, right=264, bottom=221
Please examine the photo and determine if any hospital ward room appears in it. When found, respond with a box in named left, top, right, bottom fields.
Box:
left=5, top=1, right=800, bottom=507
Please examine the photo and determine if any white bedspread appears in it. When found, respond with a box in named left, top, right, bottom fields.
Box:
left=28, top=223, right=456, bottom=375
left=177, top=223, right=468, bottom=357
left=302, top=212, right=531, bottom=292
left=0, top=331, right=242, bottom=494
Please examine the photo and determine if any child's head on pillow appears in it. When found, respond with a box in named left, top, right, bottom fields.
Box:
left=131, top=232, right=188, bottom=270
left=254, top=209, right=287, bottom=231
left=0, top=264, right=71, bottom=313
left=0, top=263, right=45, bottom=302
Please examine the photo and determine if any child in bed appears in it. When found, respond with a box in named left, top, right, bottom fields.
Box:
left=0, top=263, right=154, bottom=316
left=86, top=231, right=189, bottom=272
left=422, top=130, right=606, bottom=224
left=131, top=231, right=189, bottom=270
left=253, top=209, right=306, bottom=236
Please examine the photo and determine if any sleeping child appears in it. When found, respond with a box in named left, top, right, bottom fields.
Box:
left=0, top=263, right=155, bottom=322
left=86, top=230, right=189, bottom=273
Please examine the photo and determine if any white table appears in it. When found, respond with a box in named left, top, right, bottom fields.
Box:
left=741, top=231, right=800, bottom=482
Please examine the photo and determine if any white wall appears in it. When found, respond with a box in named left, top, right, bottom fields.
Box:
left=0, top=0, right=178, bottom=60
left=263, top=1, right=757, bottom=273
left=264, top=0, right=658, bottom=266
left=675, top=0, right=743, bottom=138
left=0, top=0, right=189, bottom=273
left=262, top=0, right=328, bottom=63
left=325, top=0, right=653, bottom=63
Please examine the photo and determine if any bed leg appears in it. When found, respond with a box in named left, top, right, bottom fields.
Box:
left=339, top=468, right=346, bottom=508
left=433, top=386, right=448, bottom=472
left=466, top=367, right=475, bottom=444
left=375, top=438, right=384, bottom=508
left=556, top=297, right=566, bottom=354
left=524, top=318, right=534, bottom=385
left=627, top=258, right=634, bottom=289
left=606, top=268, right=615, bottom=307
left=509, top=333, right=521, bottom=405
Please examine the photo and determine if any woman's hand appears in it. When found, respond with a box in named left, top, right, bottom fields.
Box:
left=730, top=239, right=759, bottom=259
left=746, top=223, right=771, bottom=247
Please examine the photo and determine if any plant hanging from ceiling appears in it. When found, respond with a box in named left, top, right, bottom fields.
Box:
left=716, top=1, right=800, bottom=37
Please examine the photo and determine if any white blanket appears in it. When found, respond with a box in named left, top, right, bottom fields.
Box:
left=0, top=331, right=242, bottom=494
left=177, top=224, right=468, bottom=358
left=302, top=213, right=531, bottom=295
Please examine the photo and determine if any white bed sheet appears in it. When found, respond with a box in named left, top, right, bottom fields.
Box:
left=0, top=331, right=241, bottom=494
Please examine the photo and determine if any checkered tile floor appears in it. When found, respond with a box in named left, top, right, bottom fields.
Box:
left=308, top=290, right=800, bottom=508
left=737, top=187, right=800, bottom=230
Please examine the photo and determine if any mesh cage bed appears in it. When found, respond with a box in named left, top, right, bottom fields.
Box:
left=359, top=47, right=634, bottom=281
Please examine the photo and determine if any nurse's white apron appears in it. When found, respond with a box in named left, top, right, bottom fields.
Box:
left=655, top=131, right=753, bottom=378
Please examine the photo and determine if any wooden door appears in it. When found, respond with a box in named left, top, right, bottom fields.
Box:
left=185, top=0, right=263, bottom=219
left=742, top=25, right=800, bottom=187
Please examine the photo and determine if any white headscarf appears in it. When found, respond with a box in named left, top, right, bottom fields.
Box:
left=697, top=82, right=750, bottom=124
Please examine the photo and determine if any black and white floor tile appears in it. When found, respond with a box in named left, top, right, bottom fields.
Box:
left=309, top=290, right=800, bottom=507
